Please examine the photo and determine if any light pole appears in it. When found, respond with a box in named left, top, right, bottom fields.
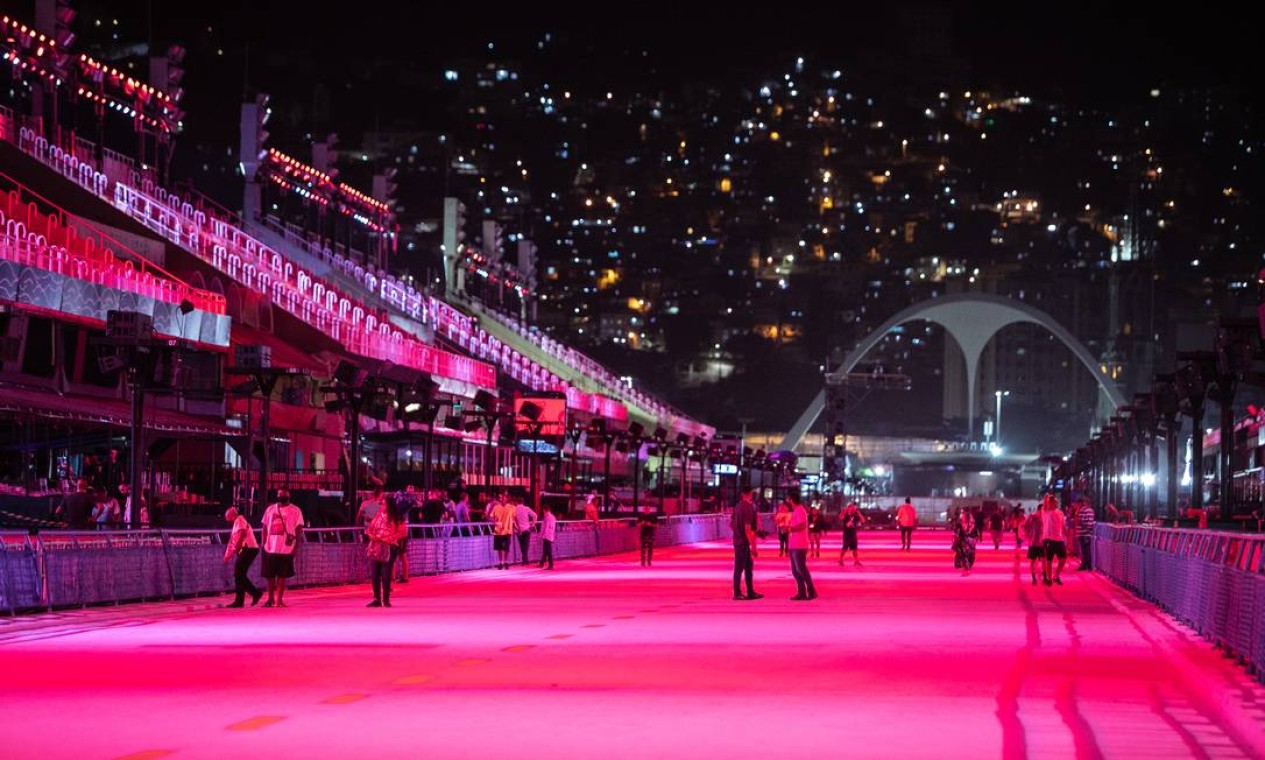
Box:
left=994, top=390, right=1010, bottom=452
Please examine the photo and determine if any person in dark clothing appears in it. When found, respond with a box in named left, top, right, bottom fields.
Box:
left=730, top=486, right=764, bottom=600
left=988, top=509, right=1005, bottom=550
left=223, top=507, right=262, bottom=607
left=420, top=489, right=447, bottom=537
left=394, top=486, right=420, bottom=582
left=807, top=504, right=826, bottom=558
left=55, top=479, right=95, bottom=529
left=638, top=507, right=659, bottom=566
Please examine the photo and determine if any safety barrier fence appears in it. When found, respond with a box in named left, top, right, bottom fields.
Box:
left=1093, top=524, right=1265, bottom=684
left=0, top=514, right=735, bottom=613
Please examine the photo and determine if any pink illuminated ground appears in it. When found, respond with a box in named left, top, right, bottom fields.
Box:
left=2, top=534, right=1264, bottom=760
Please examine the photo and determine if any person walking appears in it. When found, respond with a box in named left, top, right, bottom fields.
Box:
left=1075, top=497, right=1096, bottom=571
left=786, top=492, right=817, bottom=601
left=1021, top=507, right=1044, bottom=585
left=807, top=503, right=826, bottom=558
left=222, top=506, right=262, bottom=607
left=730, top=486, right=764, bottom=600
left=1009, top=505, right=1026, bottom=550
left=988, top=509, right=1005, bottom=550
left=896, top=497, right=917, bottom=551
left=260, top=489, right=304, bottom=607
left=513, top=494, right=538, bottom=566
left=539, top=504, right=558, bottom=569
left=774, top=500, right=792, bottom=557
left=366, top=494, right=406, bottom=607
left=839, top=501, right=864, bottom=566
left=638, top=506, right=659, bottom=566
left=1040, top=493, right=1068, bottom=586
left=952, top=508, right=978, bottom=575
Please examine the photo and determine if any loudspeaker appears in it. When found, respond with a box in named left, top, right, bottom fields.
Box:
left=474, top=389, right=497, bottom=411
left=334, top=359, right=366, bottom=387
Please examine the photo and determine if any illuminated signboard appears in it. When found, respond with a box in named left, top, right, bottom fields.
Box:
left=517, top=439, right=561, bottom=455
left=712, top=463, right=739, bottom=475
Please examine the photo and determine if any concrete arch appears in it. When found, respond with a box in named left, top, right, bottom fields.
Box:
left=779, top=293, right=1127, bottom=450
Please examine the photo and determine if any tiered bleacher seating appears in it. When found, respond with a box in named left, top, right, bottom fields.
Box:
left=7, top=119, right=710, bottom=436
left=15, top=125, right=496, bottom=390
left=0, top=178, right=225, bottom=318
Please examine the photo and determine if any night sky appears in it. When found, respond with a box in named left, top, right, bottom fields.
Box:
left=74, top=1, right=1259, bottom=135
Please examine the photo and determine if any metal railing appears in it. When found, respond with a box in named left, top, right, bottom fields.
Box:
left=0, top=515, right=735, bottom=613
left=1093, top=524, right=1265, bottom=684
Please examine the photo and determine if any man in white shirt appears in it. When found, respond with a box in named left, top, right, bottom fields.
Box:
left=787, top=492, right=817, bottom=600
left=1040, top=494, right=1067, bottom=586
left=513, top=496, right=538, bottom=566
left=260, top=489, right=304, bottom=607
left=223, top=506, right=262, bottom=607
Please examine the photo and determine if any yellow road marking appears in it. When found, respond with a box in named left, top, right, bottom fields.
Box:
left=393, top=674, right=432, bottom=685
left=321, top=694, right=367, bottom=704
left=546, top=634, right=573, bottom=639
left=227, top=716, right=285, bottom=731
left=581, top=624, right=606, bottom=628
left=113, top=752, right=176, bottom=760
left=502, top=645, right=535, bottom=652
left=457, top=658, right=489, bottom=666
left=612, top=615, right=635, bottom=619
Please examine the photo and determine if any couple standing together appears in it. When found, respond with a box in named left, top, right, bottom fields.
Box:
left=732, top=486, right=817, bottom=601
